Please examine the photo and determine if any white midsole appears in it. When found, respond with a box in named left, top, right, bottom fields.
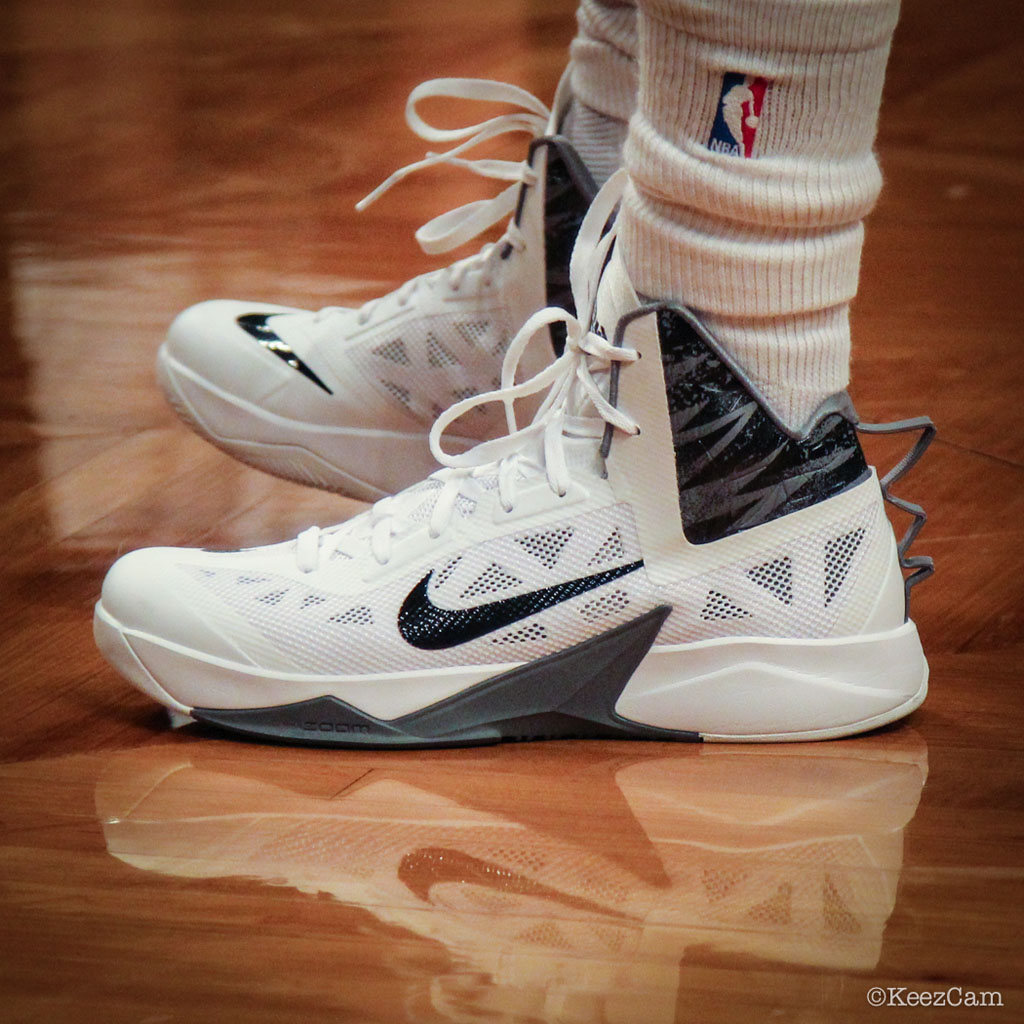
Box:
left=617, top=622, right=928, bottom=741
left=95, top=601, right=928, bottom=741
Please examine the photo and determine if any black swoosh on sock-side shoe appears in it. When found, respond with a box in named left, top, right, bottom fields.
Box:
left=237, top=312, right=334, bottom=394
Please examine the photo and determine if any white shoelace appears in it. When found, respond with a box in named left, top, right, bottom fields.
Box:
left=296, top=171, right=636, bottom=573
left=313, top=78, right=552, bottom=328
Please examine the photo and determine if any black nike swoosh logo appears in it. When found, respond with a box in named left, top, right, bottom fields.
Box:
left=398, top=559, right=643, bottom=650
left=237, top=313, right=334, bottom=394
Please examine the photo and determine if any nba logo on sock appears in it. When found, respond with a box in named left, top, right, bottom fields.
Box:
left=708, top=73, right=770, bottom=157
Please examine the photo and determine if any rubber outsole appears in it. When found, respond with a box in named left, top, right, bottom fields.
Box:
left=94, top=600, right=928, bottom=748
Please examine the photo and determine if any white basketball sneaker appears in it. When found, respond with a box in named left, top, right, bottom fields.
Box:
left=96, top=174, right=933, bottom=745
left=158, top=75, right=596, bottom=499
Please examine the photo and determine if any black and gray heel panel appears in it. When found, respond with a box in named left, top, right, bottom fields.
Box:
left=508, top=136, right=597, bottom=356
left=655, top=306, right=870, bottom=545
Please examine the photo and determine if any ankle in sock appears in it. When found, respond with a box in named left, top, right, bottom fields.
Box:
left=620, top=0, right=899, bottom=432
left=564, top=0, right=639, bottom=186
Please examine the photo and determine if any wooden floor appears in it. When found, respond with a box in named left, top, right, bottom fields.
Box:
left=2, top=1, right=1022, bottom=1021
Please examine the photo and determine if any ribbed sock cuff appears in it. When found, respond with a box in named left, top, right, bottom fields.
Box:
left=619, top=0, right=898, bottom=427
left=568, top=0, right=638, bottom=128
left=701, top=305, right=853, bottom=430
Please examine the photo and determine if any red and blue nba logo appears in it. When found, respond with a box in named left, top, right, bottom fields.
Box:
left=708, top=73, right=770, bottom=158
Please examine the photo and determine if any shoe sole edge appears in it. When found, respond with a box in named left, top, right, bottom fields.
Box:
left=94, top=601, right=926, bottom=746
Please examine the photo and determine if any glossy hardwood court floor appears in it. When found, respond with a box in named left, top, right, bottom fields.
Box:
left=2, top=1, right=1022, bottom=1021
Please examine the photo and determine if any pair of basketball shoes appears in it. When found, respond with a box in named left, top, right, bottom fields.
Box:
left=94, top=74, right=934, bottom=747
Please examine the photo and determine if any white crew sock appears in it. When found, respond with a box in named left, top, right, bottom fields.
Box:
left=620, top=0, right=900, bottom=430
left=564, top=0, right=638, bottom=186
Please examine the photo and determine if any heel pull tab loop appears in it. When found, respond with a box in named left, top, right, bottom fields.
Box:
left=857, top=417, right=936, bottom=618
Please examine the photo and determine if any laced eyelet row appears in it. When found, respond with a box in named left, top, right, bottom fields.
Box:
left=293, top=172, right=637, bottom=575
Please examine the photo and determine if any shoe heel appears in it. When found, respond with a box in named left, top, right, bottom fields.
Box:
left=616, top=620, right=929, bottom=741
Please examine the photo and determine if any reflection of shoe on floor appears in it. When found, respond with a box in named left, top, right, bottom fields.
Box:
left=95, top=733, right=926, bottom=1022
left=617, top=734, right=928, bottom=972
left=95, top=173, right=933, bottom=745
left=158, top=74, right=596, bottom=499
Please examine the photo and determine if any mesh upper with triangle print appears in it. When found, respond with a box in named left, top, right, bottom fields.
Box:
left=348, top=312, right=514, bottom=427
left=177, top=481, right=889, bottom=674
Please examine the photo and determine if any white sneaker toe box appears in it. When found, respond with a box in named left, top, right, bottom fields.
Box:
left=100, top=547, right=258, bottom=666
left=162, top=299, right=313, bottom=402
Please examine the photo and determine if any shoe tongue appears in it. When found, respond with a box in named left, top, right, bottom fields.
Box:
left=561, top=433, right=604, bottom=479
left=594, top=245, right=640, bottom=338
